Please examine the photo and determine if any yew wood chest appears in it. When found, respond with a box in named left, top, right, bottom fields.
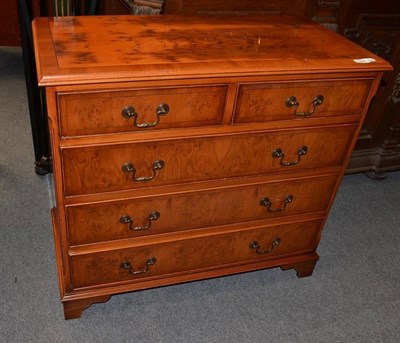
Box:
left=32, top=14, right=391, bottom=319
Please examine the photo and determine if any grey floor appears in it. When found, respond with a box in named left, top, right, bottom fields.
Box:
left=1, top=46, right=399, bottom=343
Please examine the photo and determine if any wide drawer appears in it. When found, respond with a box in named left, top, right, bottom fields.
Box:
left=70, top=218, right=322, bottom=289
left=233, top=79, right=373, bottom=123
left=62, top=125, right=356, bottom=196
left=58, top=85, right=228, bottom=137
left=67, top=174, right=337, bottom=245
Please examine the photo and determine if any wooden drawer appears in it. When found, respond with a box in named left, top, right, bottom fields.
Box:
left=62, top=125, right=356, bottom=196
left=233, top=79, right=373, bottom=124
left=58, top=85, right=228, bottom=137
left=67, top=174, right=337, bottom=245
left=70, top=218, right=322, bottom=289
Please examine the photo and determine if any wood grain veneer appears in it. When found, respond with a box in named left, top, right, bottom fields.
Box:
left=58, top=84, right=228, bottom=136
left=33, top=14, right=391, bottom=319
left=66, top=174, right=337, bottom=245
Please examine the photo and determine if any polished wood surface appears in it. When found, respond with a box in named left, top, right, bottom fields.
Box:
left=32, top=15, right=390, bottom=86
left=62, top=295, right=111, bottom=320
left=33, top=14, right=391, bottom=319
left=71, top=219, right=322, bottom=288
left=234, top=78, right=373, bottom=123
left=58, top=85, right=227, bottom=136
left=62, top=125, right=355, bottom=196
left=67, top=174, right=337, bottom=245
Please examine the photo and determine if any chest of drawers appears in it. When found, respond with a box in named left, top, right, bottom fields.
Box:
left=33, top=14, right=391, bottom=319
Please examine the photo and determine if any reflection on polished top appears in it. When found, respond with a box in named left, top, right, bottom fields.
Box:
left=33, top=15, right=391, bottom=85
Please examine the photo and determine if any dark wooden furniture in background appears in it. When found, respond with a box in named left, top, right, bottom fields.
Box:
left=0, top=0, right=36, bottom=46
left=33, top=14, right=390, bottom=319
left=17, top=0, right=52, bottom=174
left=0, top=0, right=54, bottom=46
left=101, top=0, right=164, bottom=14
left=341, top=2, right=400, bottom=178
left=1, top=0, right=21, bottom=46
left=16, top=0, right=105, bottom=175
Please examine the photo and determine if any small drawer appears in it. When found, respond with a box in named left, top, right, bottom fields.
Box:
left=233, top=79, right=373, bottom=123
left=62, top=125, right=356, bottom=196
left=67, top=174, right=337, bottom=245
left=70, top=218, right=322, bottom=288
left=58, top=85, right=228, bottom=136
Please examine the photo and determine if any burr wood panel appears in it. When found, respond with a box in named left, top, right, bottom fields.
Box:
left=62, top=125, right=356, bottom=196
left=234, top=78, right=373, bottom=123
left=58, top=85, right=228, bottom=137
left=71, top=218, right=322, bottom=289
left=66, top=174, right=337, bottom=245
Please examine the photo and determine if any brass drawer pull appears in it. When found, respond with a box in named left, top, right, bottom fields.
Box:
left=122, top=103, right=170, bottom=128
left=260, top=195, right=293, bottom=212
left=122, top=160, right=165, bottom=182
left=249, top=238, right=281, bottom=255
left=120, top=211, right=160, bottom=231
left=121, top=257, right=156, bottom=276
left=272, top=146, right=308, bottom=166
left=286, top=95, right=324, bottom=116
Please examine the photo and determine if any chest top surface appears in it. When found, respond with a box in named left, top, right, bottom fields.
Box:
left=33, top=14, right=391, bottom=86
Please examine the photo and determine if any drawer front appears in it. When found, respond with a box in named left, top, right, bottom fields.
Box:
left=58, top=85, right=228, bottom=136
left=67, top=174, right=337, bottom=245
left=71, top=219, right=322, bottom=288
left=62, top=126, right=356, bottom=196
left=234, top=79, right=372, bottom=123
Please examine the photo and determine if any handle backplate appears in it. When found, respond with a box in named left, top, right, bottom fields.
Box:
left=122, top=160, right=165, bottom=182
left=120, top=211, right=160, bottom=231
left=260, top=194, right=294, bottom=212
left=121, top=257, right=156, bottom=276
left=272, top=146, right=308, bottom=166
left=122, top=103, right=170, bottom=128
left=249, top=238, right=281, bottom=255
left=285, top=95, right=324, bottom=116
